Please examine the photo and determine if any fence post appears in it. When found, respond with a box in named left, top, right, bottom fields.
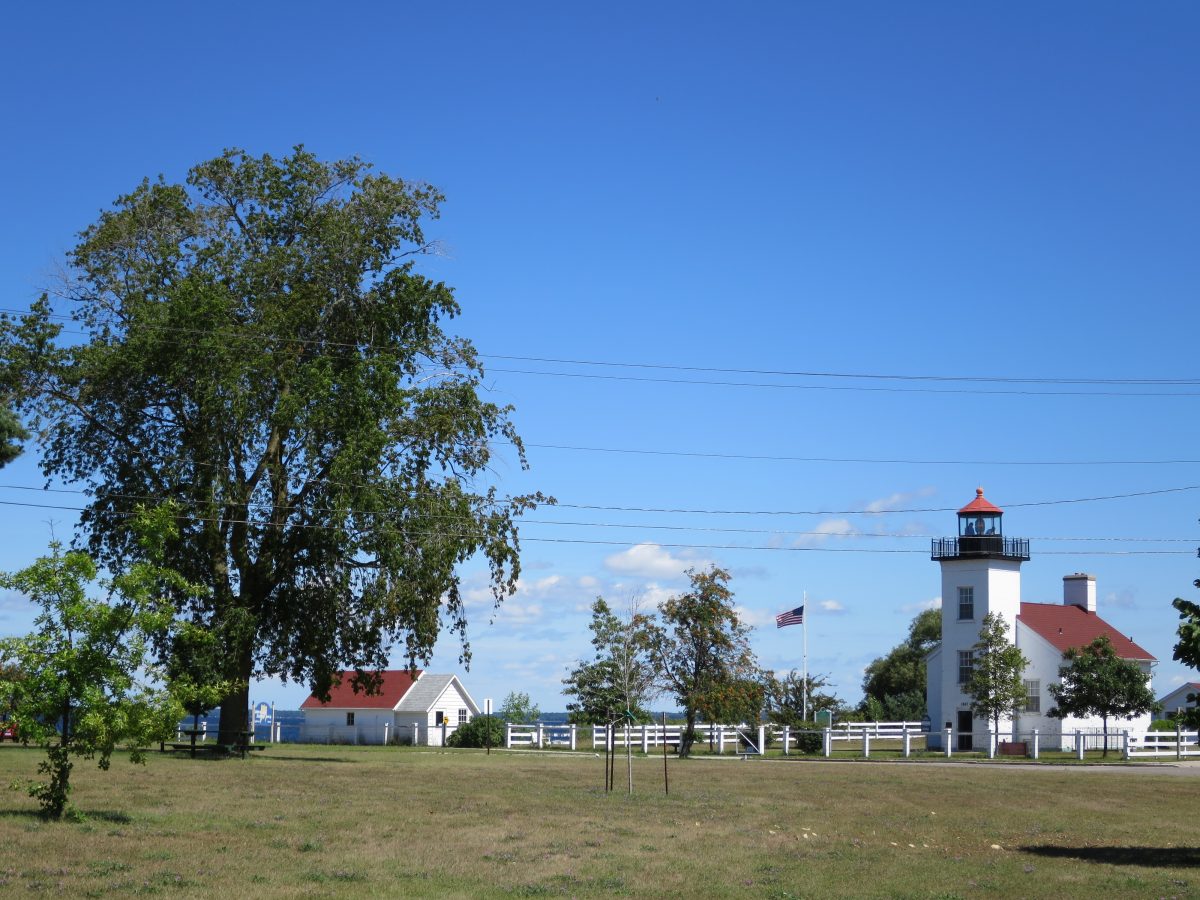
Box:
left=718, top=725, right=726, bottom=755
left=757, top=725, right=766, bottom=755
left=570, top=724, right=577, bottom=751
left=384, top=721, right=390, bottom=745
left=1076, top=731, right=1085, bottom=760
left=988, top=729, right=996, bottom=759
left=642, top=724, right=649, bottom=755
left=782, top=725, right=790, bottom=755
left=1032, top=729, right=1039, bottom=760
left=505, top=723, right=513, bottom=749
left=944, top=727, right=952, bottom=758
left=903, top=728, right=911, bottom=758
left=862, top=731, right=870, bottom=758
left=1123, top=729, right=1131, bottom=760
left=823, top=727, right=832, bottom=758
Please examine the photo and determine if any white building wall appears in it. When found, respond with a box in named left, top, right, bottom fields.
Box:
left=301, top=708, right=395, bottom=745
left=937, top=557, right=1023, bottom=742
left=421, top=682, right=476, bottom=746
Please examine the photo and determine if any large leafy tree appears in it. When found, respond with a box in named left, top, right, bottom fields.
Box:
left=648, top=567, right=757, bottom=758
left=0, top=511, right=185, bottom=818
left=859, top=607, right=940, bottom=717
left=2, top=148, right=543, bottom=742
left=964, top=612, right=1028, bottom=738
left=1048, top=635, right=1159, bottom=756
left=763, top=670, right=846, bottom=726
left=0, top=405, right=25, bottom=468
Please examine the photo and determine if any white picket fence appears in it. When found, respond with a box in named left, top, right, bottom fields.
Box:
left=505, top=723, right=578, bottom=750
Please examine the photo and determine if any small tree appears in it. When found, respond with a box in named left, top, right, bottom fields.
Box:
left=1048, top=635, right=1159, bottom=756
left=0, top=513, right=186, bottom=818
left=965, top=613, right=1028, bottom=739
left=648, top=567, right=757, bottom=758
left=499, top=691, right=540, bottom=725
left=563, top=597, right=655, bottom=725
left=762, top=670, right=844, bottom=725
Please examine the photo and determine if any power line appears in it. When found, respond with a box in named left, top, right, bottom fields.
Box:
left=0, top=498, right=1188, bottom=556
left=525, top=443, right=1200, bottom=467
left=5, top=305, right=1198, bottom=396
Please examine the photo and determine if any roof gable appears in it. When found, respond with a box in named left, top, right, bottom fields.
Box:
left=300, top=669, right=423, bottom=709
left=1017, top=603, right=1155, bottom=661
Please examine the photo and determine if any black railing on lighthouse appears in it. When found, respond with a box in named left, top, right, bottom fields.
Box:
left=931, top=536, right=1030, bottom=561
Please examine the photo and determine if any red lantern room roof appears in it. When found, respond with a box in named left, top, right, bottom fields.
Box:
left=958, top=487, right=1002, bottom=516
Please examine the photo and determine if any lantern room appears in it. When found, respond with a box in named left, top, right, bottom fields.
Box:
left=931, top=487, right=1029, bottom=561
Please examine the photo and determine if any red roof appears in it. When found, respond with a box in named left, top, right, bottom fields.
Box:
left=958, top=487, right=1002, bottom=515
left=1017, top=603, right=1155, bottom=661
left=300, top=669, right=422, bottom=709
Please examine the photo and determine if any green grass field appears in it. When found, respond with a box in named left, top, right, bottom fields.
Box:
left=0, top=743, right=1196, bottom=898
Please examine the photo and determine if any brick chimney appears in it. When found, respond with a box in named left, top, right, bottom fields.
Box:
left=1063, top=573, right=1096, bottom=613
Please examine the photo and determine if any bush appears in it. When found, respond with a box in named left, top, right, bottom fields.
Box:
left=1149, top=718, right=1181, bottom=732
left=447, top=715, right=504, bottom=749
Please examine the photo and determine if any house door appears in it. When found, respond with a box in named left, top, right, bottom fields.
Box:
left=957, top=711, right=973, bottom=751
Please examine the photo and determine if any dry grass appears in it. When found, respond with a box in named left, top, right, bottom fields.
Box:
left=0, top=743, right=1197, bottom=898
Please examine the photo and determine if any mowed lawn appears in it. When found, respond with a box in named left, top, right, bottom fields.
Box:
left=0, top=745, right=1197, bottom=898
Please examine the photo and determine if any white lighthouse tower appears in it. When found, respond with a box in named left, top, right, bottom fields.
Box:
left=927, top=488, right=1030, bottom=750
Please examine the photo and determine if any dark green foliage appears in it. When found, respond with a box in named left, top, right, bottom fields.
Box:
left=859, top=608, right=940, bottom=716
left=0, top=405, right=24, bottom=468
left=2, top=148, right=545, bottom=743
left=1149, top=717, right=1181, bottom=732
left=446, top=714, right=504, bottom=749
left=648, top=567, right=758, bottom=758
left=1049, top=635, right=1159, bottom=756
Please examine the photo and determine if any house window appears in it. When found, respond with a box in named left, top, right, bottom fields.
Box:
left=458, top=709, right=468, bottom=725
left=957, top=650, right=974, bottom=685
left=1024, top=680, right=1040, bottom=713
left=958, top=586, right=974, bottom=621
left=435, top=711, right=445, bottom=726
left=345, top=712, right=355, bottom=726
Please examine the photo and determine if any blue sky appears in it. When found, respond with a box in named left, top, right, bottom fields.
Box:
left=1, top=2, right=1197, bottom=712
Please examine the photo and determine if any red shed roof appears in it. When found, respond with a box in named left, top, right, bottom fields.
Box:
left=1018, top=603, right=1155, bottom=661
left=300, top=669, right=423, bottom=709
left=959, top=487, right=1002, bottom=516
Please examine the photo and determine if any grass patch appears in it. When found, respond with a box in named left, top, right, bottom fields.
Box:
left=0, top=743, right=1197, bottom=897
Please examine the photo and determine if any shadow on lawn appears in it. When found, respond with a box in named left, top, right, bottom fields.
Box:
left=1021, top=845, right=1200, bottom=868
left=0, top=808, right=133, bottom=823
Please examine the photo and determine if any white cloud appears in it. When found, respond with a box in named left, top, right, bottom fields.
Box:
left=1103, top=589, right=1137, bottom=610
left=901, top=596, right=942, bottom=613
left=736, top=606, right=776, bottom=629
left=819, top=599, right=846, bottom=615
left=864, top=487, right=936, bottom=514
left=792, top=518, right=857, bottom=548
left=604, top=543, right=711, bottom=579
left=578, top=575, right=599, bottom=589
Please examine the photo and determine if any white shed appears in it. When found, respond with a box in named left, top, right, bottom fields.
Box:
left=300, top=669, right=480, bottom=746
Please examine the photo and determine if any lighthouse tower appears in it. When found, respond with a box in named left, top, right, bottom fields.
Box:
left=928, top=488, right=1030, bottom=749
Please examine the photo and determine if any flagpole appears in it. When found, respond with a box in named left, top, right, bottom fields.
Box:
left=802, top=590, right=808, bottom=722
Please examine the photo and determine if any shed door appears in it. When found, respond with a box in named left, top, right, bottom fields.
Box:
left=957, top=711, right=973, bottom=751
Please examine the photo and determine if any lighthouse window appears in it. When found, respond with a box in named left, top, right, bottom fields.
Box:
left=957, top=586, right=974, bottom=621
left=957, top=650, right=974, bottom=684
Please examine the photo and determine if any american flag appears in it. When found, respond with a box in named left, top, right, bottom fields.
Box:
left=775, top=605, right=805, bottom=628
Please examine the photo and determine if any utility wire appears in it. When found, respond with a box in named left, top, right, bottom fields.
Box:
left=5, top=305, right=1198, bottom=396
left=0, top=498, right=1188, bottom=556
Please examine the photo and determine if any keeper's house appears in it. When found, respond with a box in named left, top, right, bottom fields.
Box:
left=1154, top=682, right=1200, bottom=721
left=300, top=669, right=479, bottom=746
left=926, top=489, right=1155, bottom=751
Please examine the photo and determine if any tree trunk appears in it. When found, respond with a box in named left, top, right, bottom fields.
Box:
left=218, top=642, right=254, bottom=746
left=678, top=709, right=696, bottom=758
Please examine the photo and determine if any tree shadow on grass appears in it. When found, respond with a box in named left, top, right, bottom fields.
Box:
left=0, top=808, right=133, bottom=824
left=1021, top=845, right=1200, bottom=868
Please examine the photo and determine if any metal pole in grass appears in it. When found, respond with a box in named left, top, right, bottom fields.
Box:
left=484, top=698, right=492, bottom=756
left=662, top=711, right=669, bottom=796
